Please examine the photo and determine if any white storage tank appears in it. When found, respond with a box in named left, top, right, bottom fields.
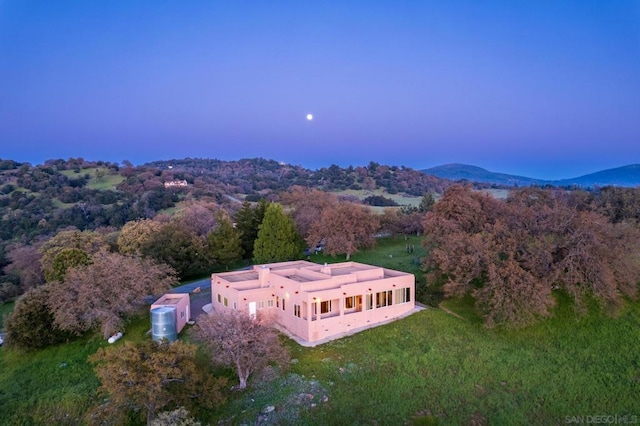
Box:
left=151, top=306, right=177, bottom=342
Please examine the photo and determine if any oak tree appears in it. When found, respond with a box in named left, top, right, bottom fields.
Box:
left=193, top=310, right=289, bottom=390
left=48, top=251, right=176, bottom=338
left=280, top=186, right=338, bottom=238
left=3, top=243, right=44, bottom=292
left=423, top=185, right=640, bottom=327
left=140, top=223, right=209, bottom=280
left=307, top=202, right=380, bottom=260
left=40, top=229, right=109, bottom=281
left=117, top=219, right=164, bottom=256
left=3, top=285, right=71, bottom=351
left=89, top=340, right=226, bottom=424
left=49, top=248, right=91, bottom=282
left=207, top=211, right=243, bottom=269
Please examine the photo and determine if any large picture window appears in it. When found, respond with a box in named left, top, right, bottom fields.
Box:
left=396, top=287, right=411, bottom=304
left=312, top=300, right=332, bottom=315
left=376, top=290, right=393, bottom=308
left=345, top=295, right=363, bottom=312
left=345, top=296, right=355, bottom=309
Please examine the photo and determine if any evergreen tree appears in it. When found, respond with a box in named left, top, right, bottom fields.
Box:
left=207, top=211, right=243, bottom=270
left=419, top=192, right=436, bottom=213
left=253, top=203, right=302, bottom=263
left=234, top=199, right=269, bottom=259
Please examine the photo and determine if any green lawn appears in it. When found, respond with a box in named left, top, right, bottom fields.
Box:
left=0, top=315, right=153, bottom=425
left=0, top=301, right=14, bottom=329
left=217, top=296, right=640, bottom=425
left=2, top=236, right=639, bottom=424
left=334, top=189, right=425, bottom=207
left=310, top=235, right=426, bottom=284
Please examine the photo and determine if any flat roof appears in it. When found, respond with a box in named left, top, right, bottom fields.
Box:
left=224, top=271, right=259, bottom=282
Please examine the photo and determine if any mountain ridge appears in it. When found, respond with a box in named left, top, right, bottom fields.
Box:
left=422, top=163, right=640, bottom=188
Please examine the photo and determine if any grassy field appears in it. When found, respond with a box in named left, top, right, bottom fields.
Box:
left=60, top=167, right=124, bottom=190
left=0, top=301, right=14, bottom=329
left=1, top=237, right=639, bottom=425
left=219, top=295, right=640, bottom=425
left=334, top=189, right=425, bottom=207
left=311, top=235, right=426, bottom=284
left=0, top=314, right=151, bottom=425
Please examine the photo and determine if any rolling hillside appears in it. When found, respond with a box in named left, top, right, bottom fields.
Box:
left=422, top=163, right=640, bottom=188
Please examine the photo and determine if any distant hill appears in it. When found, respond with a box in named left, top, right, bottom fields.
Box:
left=421, top=164, right=548, bottom=187
left=422, top=163, right=640, bottom=188
left=554, top=164, right=640, bottom=187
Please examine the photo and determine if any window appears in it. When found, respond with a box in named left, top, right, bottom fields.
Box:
left=294, top=304, right=301, bottom=318
left=282, top=299, right=286, bottom=311
left=217, top=294, right=222, bottom=304
left=345, top=296, right=355, bottom=309
left=366, top=294, right=373, bottom=310
left=180, top=311, right=185, bottom=318
left=233, top=302, right=237, bottom=310
left=344, top=295, right=363, bottom=312
left=258, top=301, right=265, bottom=309
left=268, top=299, right=274, bottom=308
left=376, top=290, right=393, bottom=308
left=312, top=300, right=332, bottom=315
left=396, top=287, right=411, bottom=304
left=276, top=296, right=279, bottom=308
left=223, top=297, right=228, bottom=307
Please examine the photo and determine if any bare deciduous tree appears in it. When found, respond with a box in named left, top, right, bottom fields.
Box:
left=307, top=202, right=380, bottom=260
left=48, top=251, right=176, bottom=338
left=3, top=243, right=44, bottom=292
left=422, top=185, right=640, bottom=327
left=193, top=310, right=289, bottom=390
left=280, top=186, right=338, bottom=238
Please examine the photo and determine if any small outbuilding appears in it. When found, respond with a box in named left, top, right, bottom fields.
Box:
left=150, top=293, right=191, bottom=334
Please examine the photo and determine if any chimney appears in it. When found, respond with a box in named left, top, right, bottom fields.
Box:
left=259, top=265, right=270, bottom=287
left=321, top=262, right=331, bottom=275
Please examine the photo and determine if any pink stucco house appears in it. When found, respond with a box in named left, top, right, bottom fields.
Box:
left=211, top=260, right=415, bottom=345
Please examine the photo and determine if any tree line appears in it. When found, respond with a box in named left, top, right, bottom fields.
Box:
left=423, top=185, right=640, bottom=327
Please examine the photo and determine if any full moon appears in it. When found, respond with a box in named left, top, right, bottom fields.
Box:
left=306, top=114, right=313, bottom=121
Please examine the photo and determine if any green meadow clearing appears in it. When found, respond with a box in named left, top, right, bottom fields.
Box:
left=60, top=167, right=124, bottom=190
left=1, top=237, right=639, bottom=425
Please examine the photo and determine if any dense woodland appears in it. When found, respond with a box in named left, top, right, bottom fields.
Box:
left=2, top=157, right=640, bottom=314
left=2, top=156, right=640, bottom=423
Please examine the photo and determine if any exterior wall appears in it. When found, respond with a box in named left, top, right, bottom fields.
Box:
left=151, top=293, right=190, bottom=333
left=211, top=261, right=416, bottom=345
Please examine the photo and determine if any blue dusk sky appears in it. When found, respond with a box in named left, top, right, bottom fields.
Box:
left=1, top=1, right=639, bottom=180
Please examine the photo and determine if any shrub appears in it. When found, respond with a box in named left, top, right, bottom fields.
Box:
left=4, top=285, right=71, bottom=350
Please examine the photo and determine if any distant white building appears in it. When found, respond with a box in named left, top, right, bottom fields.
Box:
left=164, top=179, right=188, bottom=188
